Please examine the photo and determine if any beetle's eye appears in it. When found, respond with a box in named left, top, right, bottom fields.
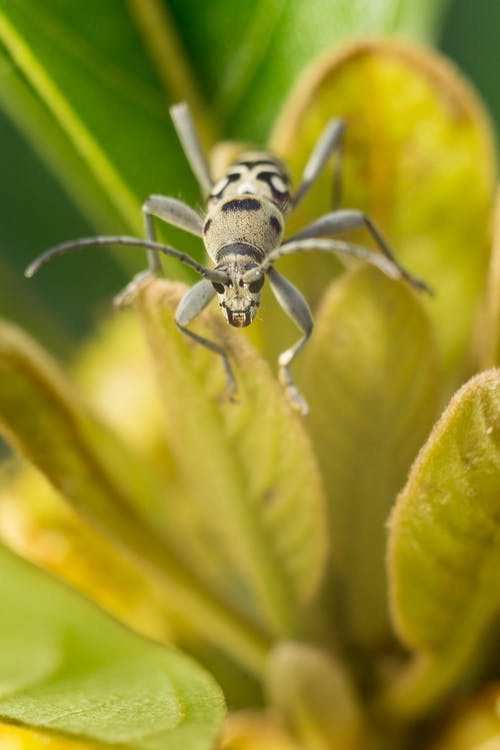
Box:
left=248, top=276, right=265, bottom=293
left=212, top=282, right=225, bottom=294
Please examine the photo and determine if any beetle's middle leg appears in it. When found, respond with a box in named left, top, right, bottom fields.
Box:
left=175, top=279, right=237, bottom=399
left=114, top=196, right=204, bottom=306
left=267, top=267, right=313, bottom=416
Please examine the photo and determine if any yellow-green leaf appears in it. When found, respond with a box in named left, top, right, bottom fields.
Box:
left=302, top=267, right=438, bottom=647
left=385, top=369, right=500, bottom=717
left=269, top=40, right=496, bottom=393
left=137, top=279, right=328, bottom=639
left=266, top=642, right=365, bottom=750
left=426, top=687, right=500, bottom=750
left=221, top=711, right=301, bottom=750
left=0, top=319, right=269, bottom=675
left=480, top=192, right=500, bottom=368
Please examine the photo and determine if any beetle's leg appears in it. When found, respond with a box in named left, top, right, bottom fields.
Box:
left=170, top=102, right=213, bottom=199
left=267, top=267, right=313, bottom=416
left=285, top=208, right=430, bottom=293
left=262, top=237, right=423, bottom=288
left=114, top=196, right=204, bottom=307
left=143, top=195, right=204, bottom=241
left=292, top=118, right=345, bottom=209
left=175, top=279, right=237, bottom=399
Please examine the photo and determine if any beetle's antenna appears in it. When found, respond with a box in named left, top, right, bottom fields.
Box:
left=25, top=236, right=229, bottom=284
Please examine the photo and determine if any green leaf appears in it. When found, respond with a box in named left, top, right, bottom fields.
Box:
left=302, top=267, right=438, bottom=648
left=167, top=0, right=451, bottom=140
left=0, top=0, right=203, bottom=237
left=266, top=642, right=365, bottom=750
left=0, top=319, right=269, bottom=675
left=137, top=279, right=328, bottom=639
left=385, top=369, right=500, bottom=717
left=0, top=541, right=225, bottom=750
left=480, top=193, right=500, bottom=368
left=269, top=40, right=496, bottom=394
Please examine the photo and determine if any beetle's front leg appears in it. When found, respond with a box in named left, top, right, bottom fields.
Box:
left=175, top=279, right=237, bottom=400
left=267, top=267, right=313, bottom=416
left=114, top=196, right=204, bottom=307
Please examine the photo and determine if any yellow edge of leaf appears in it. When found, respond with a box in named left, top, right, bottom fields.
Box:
left=270, top=39, right=497, bottom=188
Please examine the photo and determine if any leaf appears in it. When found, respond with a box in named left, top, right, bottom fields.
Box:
left=221, top=712, right=301, bottom=750
left=137, top=279, right=328, bottom=639
left=269, top=40, right=496, bottom=394
left=479, top=191, right=500, bottom=368
left=0, top=319, right=269, bottom=675
left=266, top=642, right=365, bottom=750
left=0, top=541, right=225, bottom=750
left=0, top=313, right=180, bottom=645
left=425, top=687, right=500, bottom=750
left=0, top=0, right=202, bottom=238
left=385, top=369, right=500, bottom=717
left=0, top=48, right=126, bottom=236
left=0, top=724, right=91, bottom=750
left=167, top=0, right=451, bottom=139
left=301, top=267, right=438, bottom=648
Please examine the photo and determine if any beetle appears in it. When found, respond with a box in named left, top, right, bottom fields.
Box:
left=27, top=102, right=429, bottom=414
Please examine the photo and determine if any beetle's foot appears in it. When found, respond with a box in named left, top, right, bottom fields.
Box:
left=113, top=269, right=156, bottom=308
left=279, top=366, right=309, bottom=416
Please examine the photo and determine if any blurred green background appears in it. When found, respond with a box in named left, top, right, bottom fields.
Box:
left=0, top=0, right=498, bottom=356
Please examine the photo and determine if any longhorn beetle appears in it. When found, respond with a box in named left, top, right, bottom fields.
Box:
left=26, top=102, right=429, bottom=415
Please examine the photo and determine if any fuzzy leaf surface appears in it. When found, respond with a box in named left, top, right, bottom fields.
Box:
left=386, top=369, right=500, bottom=716
left=0, top=319, right=269, bottom=675
left=266, top=642, right=364, bottom=749
left=302, top=268, right=438, bottom=647
left=0, top=542, right=225, bottom=750
left=138, top=280, right=327, bottom=639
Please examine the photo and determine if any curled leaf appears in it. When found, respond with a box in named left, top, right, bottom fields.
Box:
left=480, top=191, right=500, bottom=368
left=386, top=369, right=500, bottom=716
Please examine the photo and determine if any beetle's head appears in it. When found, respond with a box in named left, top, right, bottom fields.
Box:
left=211, top=255, right=265, bottom=328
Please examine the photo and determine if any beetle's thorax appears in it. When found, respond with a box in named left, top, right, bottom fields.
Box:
left=209, top=150, right=291, bottom=209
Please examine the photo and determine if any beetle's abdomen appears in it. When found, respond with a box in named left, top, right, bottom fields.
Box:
left=203, top=194, right=284, bottom=262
